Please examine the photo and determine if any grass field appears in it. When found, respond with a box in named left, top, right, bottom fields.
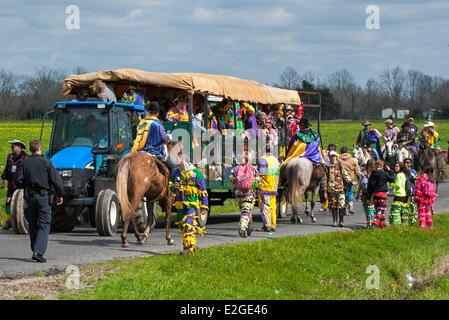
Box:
left=1, top=119, right=448, bottom=225
left=60, top=214, right=449, bottom=300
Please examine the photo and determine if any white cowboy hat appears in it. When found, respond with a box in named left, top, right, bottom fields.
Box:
left=427, top=122, right=435, bottom=128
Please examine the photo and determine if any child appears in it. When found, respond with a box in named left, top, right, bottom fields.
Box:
left=171, top=156, right=209, bottom=255
left=389, top=162, right=411, bottom=225
left=367, top=160, right=395, bottom=228
left=230, top=153, right=259, bottom=238
left=414, top=167, right=436, bottom=229
left=257, top=145, right=280, bottom=232
left=358, top=159, right=375, bottom=228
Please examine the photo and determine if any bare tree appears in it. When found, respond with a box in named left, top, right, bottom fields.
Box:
left=72, top=66, right=88, bottom=75
left=379, top=66, right=406, bottom=115
left=277, top=66, right=301, bottom=90
left=328, top=69, right=362, bottom=119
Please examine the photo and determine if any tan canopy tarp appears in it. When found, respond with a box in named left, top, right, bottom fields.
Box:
left=63, top=68, right=301, bottom=105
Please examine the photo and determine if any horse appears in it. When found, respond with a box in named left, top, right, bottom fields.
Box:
left=383, top=139, right=397, bottom=167
left=353, top=145, right=372, bottom=168
left=396, top=145, right=413, bottom=164
left=116, top=152, right=174, bottom=248
left=420, top=147, right=447, bottom=193
left=280, top=157, right=324, bottom=224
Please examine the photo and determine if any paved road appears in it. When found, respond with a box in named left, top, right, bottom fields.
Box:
left=1, top=183, right=448, bottom=278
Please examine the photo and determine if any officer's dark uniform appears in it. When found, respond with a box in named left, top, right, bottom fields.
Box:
left=15, top=153, right=64, bottom=260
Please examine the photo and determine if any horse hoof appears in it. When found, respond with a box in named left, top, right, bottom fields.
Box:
left=311, top=217, right=317, bottom=223
left=305, top=210, right=310, bottom=216
left=290, top=217, right=297, bottom=224
left=299, top=218, right=304, bottom=224
left=122, top=243, right=129, bottom=248
left=167, top=239, right=175, bottom=245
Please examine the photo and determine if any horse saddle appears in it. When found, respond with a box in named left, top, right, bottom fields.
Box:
left=155, top=158, right=169, bottom=176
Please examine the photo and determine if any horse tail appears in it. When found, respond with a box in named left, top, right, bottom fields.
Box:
left=289, top=163, right=303, bottom=206
left=116, top=155, right=134, bottom=218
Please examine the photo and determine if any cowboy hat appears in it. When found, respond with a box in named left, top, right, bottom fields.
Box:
left=427, top=121, right=435, bottom=128
left=8, top=139, right=26, bottom=149
left=384, top=119, right=394, bottom=125
left=362, top=120, right=371, bottom=126
left=299, top=118, right=311, bottom=128
left=407, top=117, right=414, bottom=122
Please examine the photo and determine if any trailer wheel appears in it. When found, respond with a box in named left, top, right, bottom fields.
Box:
left=10, top=189, right=28, bottom=234
left=96, top=189, right=120, bottom=236
left=51, top=206, right=80, bottom=232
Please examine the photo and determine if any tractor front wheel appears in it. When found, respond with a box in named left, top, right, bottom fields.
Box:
left=10, top=189, right=28, bottom=235
left=95, top=189, right=120, bottom=236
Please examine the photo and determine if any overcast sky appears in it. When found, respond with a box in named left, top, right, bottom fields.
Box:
left=1, top=0, right=448, bottom=85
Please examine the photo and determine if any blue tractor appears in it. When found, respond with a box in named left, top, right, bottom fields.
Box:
left=10, top=101, right=147, bottom=236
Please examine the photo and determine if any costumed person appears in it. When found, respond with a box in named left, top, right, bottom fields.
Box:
left=322, top=144, right=338, bottom=165
left=396, top=121, right=418, bottom=159
left=357, top=159, right=376, bottom=228
left=287, top=104, right=304, bottom=139
left=338, top=146, right=361, bottom=214
left=241, top=102, right=258, bottom=139
left=131, top=102, right=171, bottom=170
left=264, top=115, right=278, bottom=146
left=389, top=162, right=414, bottom=225
left=1, top=140, right=28, bottom=230
left=356, top=121, right=382, bottom=160
left=367, top=160, right=395, bottom=228
left=89, top=80, right=117, bottom=102
left=323, top=151, right=352, bottom=227
left=414, top=167, right=436, bottom=229
left=257, top=144, right=280, bottom=232
left=404, top=157, right=418, bottom=224
left=284, top=118, right=322, bottom=165
left=230, top=153, right=259, bottom=238
left=420, top=122, right=440, bottom=149
left=167, top=95, right=189, bottom=122
left=407, top=117, right=419, bottom=136
left=120, top=85, right=147, bottom=106
left=383, top=119, right=400, bottom=144
left=171, top=156, right=209, bottom=255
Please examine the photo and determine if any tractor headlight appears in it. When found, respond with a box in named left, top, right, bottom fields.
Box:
left=85, top=162, right=94, bottom=170
left=61, top=170, right=72, bottom=177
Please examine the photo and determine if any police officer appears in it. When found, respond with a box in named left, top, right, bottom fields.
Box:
left=15, top=140, right=64, bottom=263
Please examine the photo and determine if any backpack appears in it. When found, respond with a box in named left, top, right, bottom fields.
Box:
left=234, top=164, right=255, bottom=191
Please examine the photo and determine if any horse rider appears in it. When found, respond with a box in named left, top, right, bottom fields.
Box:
left=396, top=121, right=418, bottom=159
left=356, top=121, right=382, bottom=160
left=420, top=121, right=440, bottom=150
left=407, top=117, right=419, bottom=137
left=383, top=119, right=400, bottom=144
left=131, top=101, right=173, bottom=172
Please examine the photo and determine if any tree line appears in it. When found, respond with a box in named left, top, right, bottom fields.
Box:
left=275, top=66, right=449, bottom=120
left=0, top=66, right=448, bottom=121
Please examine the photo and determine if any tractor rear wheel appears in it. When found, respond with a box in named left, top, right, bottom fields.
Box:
left=95, top=189, right=120, bottom=236
left=51, top=206, right=81, bottom=232
left=10, top=189, right=28, bottom=235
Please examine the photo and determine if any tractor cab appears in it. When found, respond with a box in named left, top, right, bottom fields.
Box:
left=9, top=101, right=146, bottom=236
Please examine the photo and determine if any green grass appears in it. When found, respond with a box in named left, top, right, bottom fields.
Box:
left=61, top=214, right=449, bottom=300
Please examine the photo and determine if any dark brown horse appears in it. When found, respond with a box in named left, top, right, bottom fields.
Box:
left=116, top=152, right=174, bottom=248
left=420, top=147, right=447, bottom=192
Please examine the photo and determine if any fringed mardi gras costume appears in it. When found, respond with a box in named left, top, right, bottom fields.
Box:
left=171, top=165, right=208, bottom=254
left=414, top=174, right=436, bottom=229
left=257, top=154, right=280, bottom=231
left=389, top=198, right=410, bottom=225
left=372, top=192, right=388, bottom=228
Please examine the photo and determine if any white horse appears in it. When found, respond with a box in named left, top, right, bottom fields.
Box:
left=397, top=145, right=413, bottom=163
left=353, top=145, right=372, bottom=168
